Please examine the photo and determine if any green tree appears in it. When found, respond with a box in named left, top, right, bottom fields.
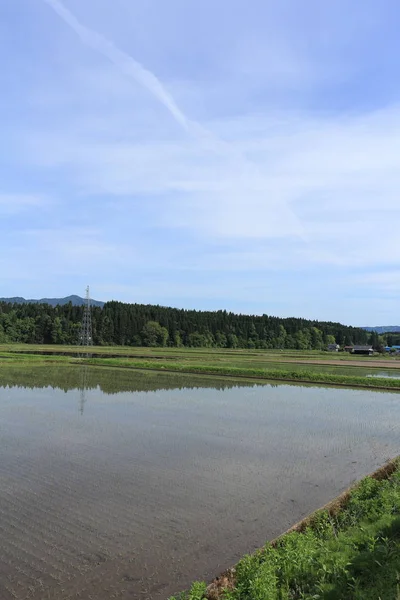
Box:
left=248, top=322, right=259, bottom=348
left=188, top=332, right=207, bottom=347
left=141, top=321, right=169, bottom=347
left=227, top=333, right=239, bottom=348
left=173, top=332, right=183, bottom=347
left=51, top=317, right=64, bottom=344
left=215, top=331, right=227, bottom=348
left=276, top=325, right=287, bottom=349
left=310, top=327, right=324, bottom=350
left=0, top=322, right=8, bottom=343
left=368, top=331, right=380, bottom=350
left=295, top=329, right=311, bottom=350
left=0, top=299, right=373, bottom=349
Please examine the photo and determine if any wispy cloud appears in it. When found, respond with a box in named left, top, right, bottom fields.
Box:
left=351, top=271, right=400, bottom=294
left=43, top=0, right=190, bottom=130
left=41, top=0, right=304, bottom=240
left=2, top=0, right=400, bottom=323
left=21, top=97, right=400, bottom=248
left=0, top=193, right=50, bottom=215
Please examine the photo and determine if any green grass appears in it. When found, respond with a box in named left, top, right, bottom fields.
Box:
left=170, top=460, right=400, bottom=600
left=2, top=347, right=400, bottom=390
left=1, top=343, right=400, bottom=362
left=83, top=357, right=400, bottom=390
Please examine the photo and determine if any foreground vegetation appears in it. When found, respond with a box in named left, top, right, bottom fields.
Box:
left=171, top=460, right=400, bottom=600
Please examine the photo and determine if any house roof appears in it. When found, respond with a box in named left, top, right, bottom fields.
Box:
left=353, top=345, right=373, bottom=350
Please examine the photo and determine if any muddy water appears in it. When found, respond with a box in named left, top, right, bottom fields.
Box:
left=0, top=367, right=399, bottom=600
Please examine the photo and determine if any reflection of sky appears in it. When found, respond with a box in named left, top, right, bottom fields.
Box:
left=366, top=372, right=400, bottom=379
left=0, top=377, right=399, bottom=598
left=1, top=382, right=399, bottom=464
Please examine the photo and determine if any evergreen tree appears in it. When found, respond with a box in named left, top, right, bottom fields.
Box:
left=0, top=300, right=370, bottom=350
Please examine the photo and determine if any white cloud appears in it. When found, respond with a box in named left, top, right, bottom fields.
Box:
left=20, top=97, right=400, bottom=261
left=39, top=0, right=305, bottom=240
left=3, top=0, right=400, bottom=323
left=350, top=272, right=400, bottom=294
left=28, top=1, right=398, bottom=258
left=0, top=194, right=50, bottom=215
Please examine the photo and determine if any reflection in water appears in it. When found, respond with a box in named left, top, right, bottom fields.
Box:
left=367, top=372, right=400, bottom=379
left=0, top=364, right=265, bottom=396
left=0, top=367, right=399, bottom=600
left=79, top=364, right=89, bottom=415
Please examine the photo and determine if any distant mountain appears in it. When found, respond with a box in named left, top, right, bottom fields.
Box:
left=362, top=326, right=400, bottom=334
left=0, top=295, right=105, bottom=308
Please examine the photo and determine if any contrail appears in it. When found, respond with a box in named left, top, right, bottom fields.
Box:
left=42, top=0, right=239, bottom=152
left=42, top=0, right=306, bottom=240
left=42, top=0, right=189, bottom=130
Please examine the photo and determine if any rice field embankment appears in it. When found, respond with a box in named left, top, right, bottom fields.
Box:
left=2, top=345, right=400, bottom=391
left=170, top=457, right=400, bottom=600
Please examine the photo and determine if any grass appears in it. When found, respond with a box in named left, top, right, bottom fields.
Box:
left=170, top=459, right=400, bottom=600
left=1, top=343, right=400, bottom=362
left=2, top=346, right=400, bottom=390
left=79, top=357, right=400, bottom=390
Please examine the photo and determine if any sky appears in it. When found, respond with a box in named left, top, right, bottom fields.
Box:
left=1, top=0, right=400, bottom=326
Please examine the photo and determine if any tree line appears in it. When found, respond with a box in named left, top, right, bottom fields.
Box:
left=0, top=300, right=376, bottom=349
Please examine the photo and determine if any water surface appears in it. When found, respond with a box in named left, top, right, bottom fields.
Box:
left=0, top=365, right=399, bottom=600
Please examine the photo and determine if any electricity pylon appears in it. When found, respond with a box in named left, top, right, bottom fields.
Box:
left=79, top=285, right=93, bottom=346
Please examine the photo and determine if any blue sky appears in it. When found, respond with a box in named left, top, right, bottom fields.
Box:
left=1, top=0, right=400, bottom=325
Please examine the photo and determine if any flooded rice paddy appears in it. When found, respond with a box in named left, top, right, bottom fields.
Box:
left=366, top=371, right=400, bottom=379
left=0, top=365, right=399, bottom=600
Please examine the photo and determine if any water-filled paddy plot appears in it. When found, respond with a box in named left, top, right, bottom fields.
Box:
left=0, top=365, right=399, bottom=599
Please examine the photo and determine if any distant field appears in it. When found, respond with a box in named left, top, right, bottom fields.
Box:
left=1, top=343, right=400, bottom=363
left=2, top=345, right=400, bottom=391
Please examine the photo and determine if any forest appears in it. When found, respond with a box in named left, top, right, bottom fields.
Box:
left=0, top=300, right=383, bottom=349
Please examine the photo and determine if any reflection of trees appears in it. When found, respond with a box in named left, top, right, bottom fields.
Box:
left=0, top=365, right=261, bottom=395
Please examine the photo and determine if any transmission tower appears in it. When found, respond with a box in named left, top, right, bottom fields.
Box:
left=79, top=285, right=93, bottom=346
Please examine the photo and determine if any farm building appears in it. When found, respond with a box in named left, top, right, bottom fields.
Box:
left=352, top=345, right=374, bottom=356
left=327, top=344, right=340, bottom=352
left=344, top=345, right=354, bottom=352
